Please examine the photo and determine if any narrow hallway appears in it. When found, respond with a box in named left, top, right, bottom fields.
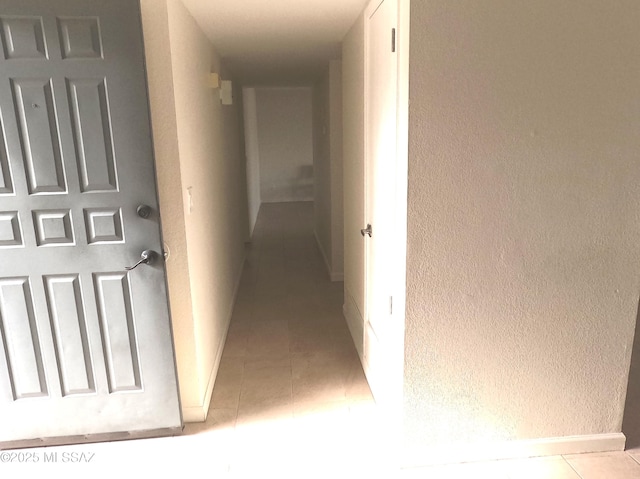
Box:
left=184, top=201, right=389, bottom=475
left=182, top=201, right=640, bottom=477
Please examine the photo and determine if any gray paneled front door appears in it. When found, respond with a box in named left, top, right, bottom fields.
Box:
left=0, top=0, right=182, bottom=447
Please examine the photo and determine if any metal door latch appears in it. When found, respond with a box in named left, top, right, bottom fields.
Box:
left=125, top=250, right=158, bottom=270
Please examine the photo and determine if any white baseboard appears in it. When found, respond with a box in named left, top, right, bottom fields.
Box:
left=261, top=198, right=314, bottom=204
left=314, top=229, right=344, bottom=282
left=331, top=271, right=344, bottom=281
left=182, top=405, right=207, bottom=423
left=401, top=433, right=626, bottom=469
left=343, top=291, right=364, bottom=361
left=182, top=254, right=246, bottom=423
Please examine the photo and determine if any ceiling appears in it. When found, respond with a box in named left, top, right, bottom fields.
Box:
left=180, top=0, right=369, bottom=86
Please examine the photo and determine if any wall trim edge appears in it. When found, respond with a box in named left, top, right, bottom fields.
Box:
left=261, top=198, right=314, bottom=204
left=331, top=272, right=345, bottom=281
left=343, top=291, right=364, bottom=361
left=183, top=254, right=246, bottom=423
left=401, top=433, right=626, bottom=469
left=182, top=406, right=206, bottom=423
left=314, top=229, right=344, bottom=282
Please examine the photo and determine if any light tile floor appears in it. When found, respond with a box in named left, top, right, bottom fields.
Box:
left=4, top=201, right=640, bottom=478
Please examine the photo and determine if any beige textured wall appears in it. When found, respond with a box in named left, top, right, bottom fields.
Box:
left=242, top=87, right=261, bottom=236
left=255, top=87, right=314, bottom=203
left=141, top=0, right=248, bottom=422
left=313, top=62, right=345, bottom=281
left=404, top=0, right=640, bottom=457
left=329, top=59, right=344, bottom=280
left=140, top=0, right=197, bottom=418
left=313, top=68, right=333, bottom=275
left=341, top=13, right=365, bottom=357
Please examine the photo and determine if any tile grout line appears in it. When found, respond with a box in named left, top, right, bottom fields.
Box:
left=561, top=455, right=586, bottom=479
left=628, top=450, right=640, bottom=466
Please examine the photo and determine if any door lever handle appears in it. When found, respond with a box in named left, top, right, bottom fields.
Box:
left=360, top=224, right=372, bottom=237
left=125, top=250, right=158, bottom=270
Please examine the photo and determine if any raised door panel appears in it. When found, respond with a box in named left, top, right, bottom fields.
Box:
left=57, top=17, right=103, bottom=60
left=43, top=274, right=95, bottom=396
left=0, top=212, right=22, bottom=248
left=67, top=77, right=117, bottom=193
left=0, top=16, right=48, bottom=60
left=12, top=78, right=67, bottom=195
left=93, top=272, right=141, bottom=393
left=0, top=277, right=47, bottom=399
left=32, top=209, right=75, bottom=246
left=0, top=113, right=13, bottom=195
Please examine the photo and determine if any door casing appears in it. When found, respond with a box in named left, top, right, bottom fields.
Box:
left=362, top=0, right=409, bottom=420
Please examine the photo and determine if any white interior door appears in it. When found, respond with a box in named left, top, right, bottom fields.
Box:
left=363, top=0, right=401, bottom=407
left=0, top=0, right=182, bottom=447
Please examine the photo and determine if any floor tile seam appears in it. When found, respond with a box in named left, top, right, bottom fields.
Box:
left=506, top=455, right=584, bottom=479
left=291, top=397, right=352, bottom=413
left=289, top=354, right=295, bottom=408
left=628, top=451, right=640, bottom=466
left=561, top=454, right=587, bottom=479
left=228, top=402, right=240, bottom=437
left=232, top=354, right=250, bottom=424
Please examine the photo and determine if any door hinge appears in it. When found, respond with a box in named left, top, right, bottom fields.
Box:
left=390, top=296, right=393, bottom=315
left=391, top=28, right=396, bottom=52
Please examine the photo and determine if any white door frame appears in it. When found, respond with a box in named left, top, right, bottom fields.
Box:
left=362, top=0, right=409, bottom=422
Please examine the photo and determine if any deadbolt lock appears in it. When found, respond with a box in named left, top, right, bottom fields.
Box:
left=137, top=205, right=152, bottom=219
